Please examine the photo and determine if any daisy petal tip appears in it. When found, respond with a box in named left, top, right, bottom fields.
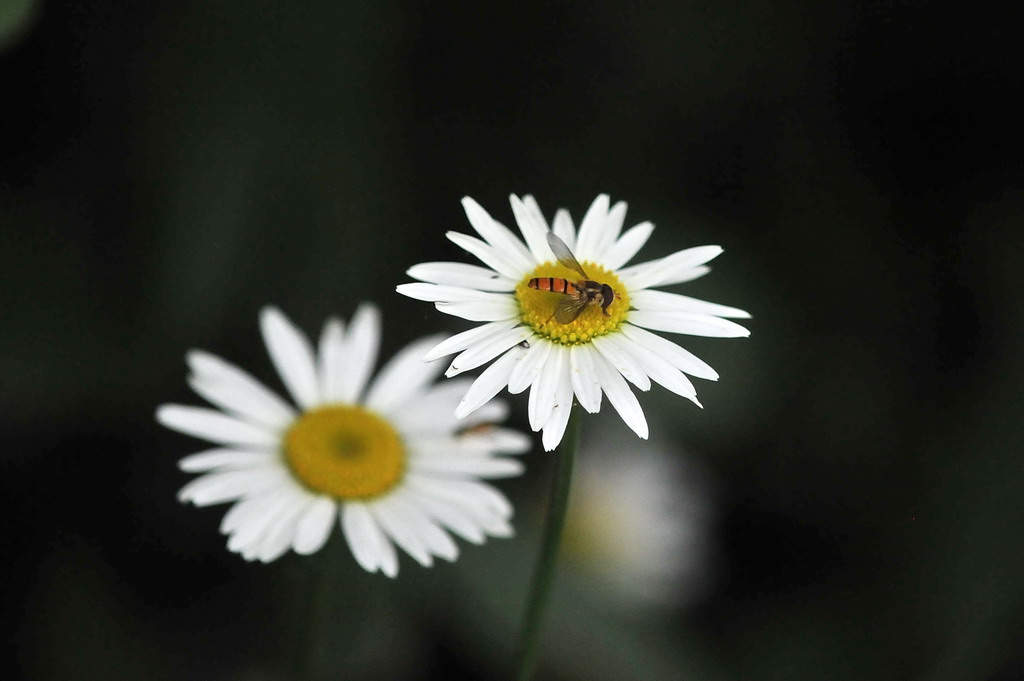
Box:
left=423, top=346, right=452, bottom=362
left=453, top=401, right=478, bottom=420
left=490, top=523, right=514, bottom=539
left=258, top=305, right=284, bottom=325
left=353, top=300, right=381, bottom=321
left=154, top=404, right=178, bottom=426
left=184, top=348, right=211, bottom=369
left=444, top=357, right=463, bottom=378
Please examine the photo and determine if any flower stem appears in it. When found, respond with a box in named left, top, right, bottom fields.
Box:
left=295, top=537, right=341, bottom=681
left=515, top=407, right=581, bottom=681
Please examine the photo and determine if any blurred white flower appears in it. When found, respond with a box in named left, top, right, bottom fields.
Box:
left=156, top=305, right=529, bottom=575
left=561, top=432, right=716, bottom=608
left=397, top=194, right=749, bottom=451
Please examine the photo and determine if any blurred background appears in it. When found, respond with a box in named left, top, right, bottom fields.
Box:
left=2, top=0, right=1022, bottom=679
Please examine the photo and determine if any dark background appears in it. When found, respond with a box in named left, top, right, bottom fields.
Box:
left=2, top=1, right=1023, bottom=679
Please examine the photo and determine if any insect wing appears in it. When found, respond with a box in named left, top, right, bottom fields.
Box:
left=546, top=232, right=588, bottom=278
left=553, top=295, right=590, bottom=324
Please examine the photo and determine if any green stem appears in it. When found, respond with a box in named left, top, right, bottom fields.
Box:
left=296, top=537, right=341, bottom=681
left=515, top=407, right=581, bottom=681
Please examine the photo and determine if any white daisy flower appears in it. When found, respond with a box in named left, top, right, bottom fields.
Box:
left=156, top=305, right=529, bottom=576
left=396, top=195, right=750, bottom=450
left=562, top=431, right=715, bottom=608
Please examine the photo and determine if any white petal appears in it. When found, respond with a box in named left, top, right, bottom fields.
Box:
left=593, top=200, right=627, bottom=262
left=628, top=310, right=750, bottom=338
left=551, top=209, right=576, bottom=252
left=510, top=194, right=552, bottom=262
left=364, top=335, right=447, bottom=413
left=178, top=448, right=275, bottom=473
left=384, top=493, right=459, bottom=562
left=317, top=317, right=346, bottom=403
left=292, top=496, right=337, bottom=555
left=408, top=490, right=486, bottom=544
left=541, top=353, right=574, bottom=451
left=220, top=493, right=273, bottom=535
left=342, top=502, right=397, bottom=577
left=157, top=405, right=280, bottom=448
left=435, top=493, right=513, bottom=537
left=618, top=245, right=724, bottom=290
left=458, top=427, right=532, bottom=454
left=508, top=338, right=552, bottom=394
left=259, top=307, right=320, bottom=409
left=435, top=297, right=518, bottom=322
left=406, top=476, right=513, bottom=520
left=573, top=194, right=610, bottom=262
left=334, top=302, right=381, bottom=403
left=455, top=349, right=524, bottom=419
left=412, top=455, right=524, bottom=478
left=392, top=379, right=480, bottom=434
left=631, top=289, right=751, bottom=319
left=527, top=346, right=565, bottom=432
left=620, top=324, right=719, bottom=380
left=406, top=261, right=515, bottom=291
left=177, top=468, right=289, bottom=506
left=481, top=518, right=514, bottom=538
left=601, top=221, right=654, bottom=270
left=186, top=350, right=297, bottom=430
left=407, top=475, right=515, bottom=538
left=396, top=282, right=508, bottom=304
left=591, top=350, right=649, bottom=439
left=461, top=197, right=535, bottom=271
left=423, top=319, right=520, bottom=361
left=369, top=497, right=434, bottom=567
left=669, top=265, right=712, bottom=284
left=614, top=335, right=701, bottom=406
left=568, top=344, right=602, bottom=413
left=256, top=494, right=311, bottom=562
left=445, top=326, right=532, bottom=377
left=446, top=231, right=525, bottom=280
left=455, top=399, right=510, bottom=430
left=228, top=492, right=295, bottom=558
left=591, top=334, right=652, bottom=391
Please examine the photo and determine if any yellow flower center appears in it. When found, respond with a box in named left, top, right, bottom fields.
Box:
left=284, top=405, right=405, bottom=500
left=515, top=260, right=630, bottom=345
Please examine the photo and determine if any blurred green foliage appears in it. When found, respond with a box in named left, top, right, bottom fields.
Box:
left=0, top=0, right=37, bottom=49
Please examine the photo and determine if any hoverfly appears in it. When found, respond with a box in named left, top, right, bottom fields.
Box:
left=528, top=232, right=617, bottom=324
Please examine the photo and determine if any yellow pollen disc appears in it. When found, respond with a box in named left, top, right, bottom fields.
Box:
left=284, top=405, right=405, bottom=500
left=515, top=260, right=630, bottom=345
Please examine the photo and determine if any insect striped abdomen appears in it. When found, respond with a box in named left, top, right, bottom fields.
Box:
left=528, top=278, right=577, bottom=294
